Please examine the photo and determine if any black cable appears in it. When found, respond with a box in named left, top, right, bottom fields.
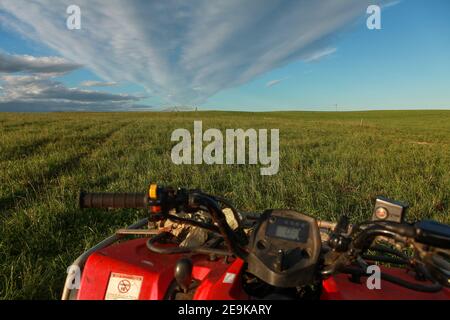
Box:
left=361, top=254, right=408, bottom=265
left=205, top=193, right=244, bottom=230
left=146, top=232, right=231, bottom=256
left=340, top=266, right=442, bottom=293
left=352, top=226, right=406, bottom=250
left=380, top=271, right=442, bottom=293
left=371, top=243, right=410, bottom=261
left=192, top=193, right=248, bottom=260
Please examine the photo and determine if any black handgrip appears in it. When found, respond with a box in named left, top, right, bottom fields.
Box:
left=79, top=191, right=148, bottom=209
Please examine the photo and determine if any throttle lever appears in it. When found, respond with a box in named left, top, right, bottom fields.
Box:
left=334, top=215, right=350, bottom=234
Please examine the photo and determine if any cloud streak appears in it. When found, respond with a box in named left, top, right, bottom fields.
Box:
left=0, top=73, right=146, bottom=111
left=80, top=80, right=118, bottom=87
left=383, top=1, right=402, bottom=9
left=266, top=78, right=287, bottom=88
left=0, top=0, right=387, bottom=106
left=302, top=47, right=337, bottom=63
left=0, top=51, right=81, bottom=74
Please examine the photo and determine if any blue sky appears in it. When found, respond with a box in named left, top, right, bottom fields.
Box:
left=0, top=0, right=449, bottom=111
left=206, top=0, right=450, bottom=110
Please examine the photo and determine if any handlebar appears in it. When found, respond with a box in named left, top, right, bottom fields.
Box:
left=78, top=189, right=450, bottom=250
left=79, top=191, right=148, bottom=209
left=77, top=185, right=450, bottom=291
left=79, top=187, right=249, bottom=259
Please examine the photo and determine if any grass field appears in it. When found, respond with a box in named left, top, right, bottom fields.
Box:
left=0, top=110, right=449, bottom=299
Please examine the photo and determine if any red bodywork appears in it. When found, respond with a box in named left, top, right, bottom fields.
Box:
left=322, top=267, right=450, bottom=300
left=77, top=238, right=449, bottom=300
left=77, top=238, right=248, bottom=300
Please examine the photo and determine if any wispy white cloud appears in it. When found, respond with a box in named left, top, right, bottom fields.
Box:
left=383, top=1, right=402, bottom=9
left=80, top=80, right=118, bottom=87
left=0, top=0, right=387, bottom=106
left=266, top=78, right=287, bottom=88
left=302, top=47, right=337, bottom=63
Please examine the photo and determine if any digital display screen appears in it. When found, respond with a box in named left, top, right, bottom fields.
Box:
left=274, top=225, right=300, bottom=241
left=266, top=217, right=309, bottom=243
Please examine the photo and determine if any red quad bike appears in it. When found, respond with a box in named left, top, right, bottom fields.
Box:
left=62, top=184, right=450, bottom=300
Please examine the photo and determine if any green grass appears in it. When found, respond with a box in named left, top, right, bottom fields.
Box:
left=0, top=110, right=449, bottom=299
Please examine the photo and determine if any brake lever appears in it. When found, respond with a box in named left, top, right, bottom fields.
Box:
left=328, top=216, right=351, bottom=252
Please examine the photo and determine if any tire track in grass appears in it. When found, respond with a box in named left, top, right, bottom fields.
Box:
left=0, top=122, right=96, bottom=162
left=0, top=117, right=93, bottom=153
left=0, top=122, right=132, bottom=214
left=1, top=120, right=58, bottom=133
left=4, top=120, right=148, bottom=224
left=1, top=122, right=126, bottom=207
left=2, top=121, right=138, bottom=234
left=0, top=122, right=137, bottom=299
left=0, top=137, right=53, bottom=162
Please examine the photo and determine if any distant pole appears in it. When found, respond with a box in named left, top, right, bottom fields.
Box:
left=335, top=104, right=338, bottom=112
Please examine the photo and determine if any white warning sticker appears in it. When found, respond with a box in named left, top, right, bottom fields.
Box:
left=104, top=273, right=143, bottom=300
left=222, top=272, right=236, bottom=284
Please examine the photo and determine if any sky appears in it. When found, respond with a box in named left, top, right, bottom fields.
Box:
left=0, top=0, right=449, bottom=112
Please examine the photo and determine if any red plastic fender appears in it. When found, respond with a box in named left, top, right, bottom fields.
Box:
left=77, top=238, right=248, bottom=300
left=321, top=266, right=450, bottom=300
